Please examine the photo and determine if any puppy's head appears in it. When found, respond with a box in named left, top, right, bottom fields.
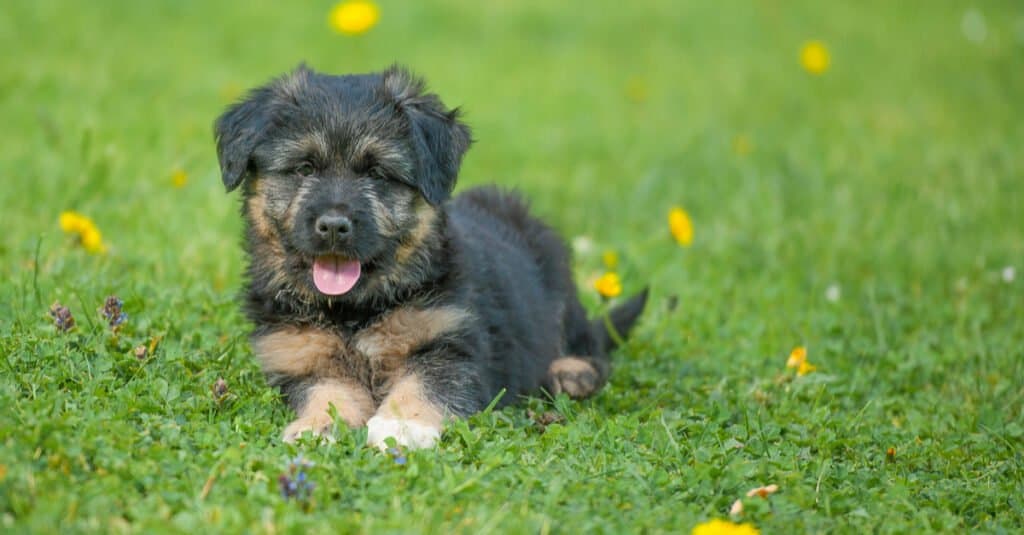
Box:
left=214, top=65, right=471, bottom=304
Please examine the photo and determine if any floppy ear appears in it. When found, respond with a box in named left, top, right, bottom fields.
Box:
left=213, top=87, right=274, bottom=192
left=383, top=66, right=472, bottom=205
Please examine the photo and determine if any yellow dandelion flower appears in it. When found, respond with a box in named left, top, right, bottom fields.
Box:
left=787, top=346, right=817, bottom=375
left=594, top=272, right=622, bottom=298
left=692, top=519, right=760, bottom=535
left=59, top=210, right=107, bottom=254
left=668, top=207, right=693, bottom=246
left=800, top=41, right=830, bottom=75
left=59, top=211, right=86, bottom=233
left=171, top=169, right=188, bottom=189
left=786, top=346, right=807, bottom=369
left=602, top=250, right=619, bottom=270
left=80, top=227, right=104, bottom=254
left=328, top=0, right=380, bottom=35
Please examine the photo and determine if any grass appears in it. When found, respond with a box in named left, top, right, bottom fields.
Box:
left=2, top=1, right=1023, bottom=533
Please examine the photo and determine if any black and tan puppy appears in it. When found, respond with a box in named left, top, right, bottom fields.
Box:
left=214, top=65, right=647, bottom=449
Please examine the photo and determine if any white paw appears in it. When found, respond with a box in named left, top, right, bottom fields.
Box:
left=366, top=415, right=440, bottom=450
left=282, top=416, right=336, bottom=444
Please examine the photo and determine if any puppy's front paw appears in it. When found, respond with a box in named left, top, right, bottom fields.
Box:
left=366, top=415, right=440, bottom=450
left=548, top=356, right=601, bottom=399
left=282, top=415, right=336, bottom=444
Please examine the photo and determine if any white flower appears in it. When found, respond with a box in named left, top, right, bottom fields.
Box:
left=1002, top=266, right=1016, bottom=283
left=825, top=284, right=841, bottom=302
left=571, top=235, right=595, bottom=255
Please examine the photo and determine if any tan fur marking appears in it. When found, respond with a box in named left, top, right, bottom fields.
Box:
left=252, top=327, right=343, bottom=376
left=396, top=201, right=437, bottom=264
left=547, top=356, right=600, bottom=399
left=247, top=179, right=318, bottom=301
left=374, top=373, right=445, bottom=427
left=282, top=182, right=313, bottom=235
left=353, top=306, right=470, bottom=372
left=246, top=183, right=276, bottom=240
left=365, top=190, right=397, bottom=236
left=351, top=135, right=390, bottom=160
left=351, top=136, right=414, bottom=180
left=285, top=379, right=375, bottom=439
left=246, top=179, right=292, bottom=296
left=268, top=135, right=327, bottom=171
left=297, top=132, right=329, bottom=157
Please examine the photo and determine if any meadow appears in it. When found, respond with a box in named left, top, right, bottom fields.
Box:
left=1, top=1, right=1022, bottom=533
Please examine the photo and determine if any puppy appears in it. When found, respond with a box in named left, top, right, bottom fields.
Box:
left=214, top=65, right=647, bottom=449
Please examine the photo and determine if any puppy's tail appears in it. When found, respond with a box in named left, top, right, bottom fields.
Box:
left=593, top=287, right=649, bottom=352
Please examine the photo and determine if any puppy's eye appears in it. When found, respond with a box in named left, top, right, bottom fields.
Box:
left=295, top=162, right=315, bottom=177
left=368, top=166, right=387, bottom=180
left=353, top=155, right=383, bottom=179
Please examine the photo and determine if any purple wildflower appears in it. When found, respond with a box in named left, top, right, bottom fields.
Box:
left=278, top=474, right=296, bottom=498
left=211, top=378, right=229, bottom=402
left=386, top=446, right=407, bottom=466
left=99, top=295, right=127, bottom=330
left=278, top=454, right=315, bottom=509
left=49, top=302, right=75, bottom=332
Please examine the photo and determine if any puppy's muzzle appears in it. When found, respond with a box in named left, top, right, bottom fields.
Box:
left=315, top=211, right=354, bottom=244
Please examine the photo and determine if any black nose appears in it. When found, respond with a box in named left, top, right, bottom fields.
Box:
left=315, top=213, right=353, bottom=240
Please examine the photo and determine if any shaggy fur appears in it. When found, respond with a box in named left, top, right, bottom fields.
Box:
left=214, top=64, right=647, bottom=448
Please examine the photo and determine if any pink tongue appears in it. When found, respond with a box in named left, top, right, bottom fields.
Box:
left=312, top=256, right=361, bottom=295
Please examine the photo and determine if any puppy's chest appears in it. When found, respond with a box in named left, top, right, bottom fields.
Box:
left=337, top=305, right=471, bottom=391
left=254, top=304, right=470, bottom=391
left=342, top=321, right=416, bottom=382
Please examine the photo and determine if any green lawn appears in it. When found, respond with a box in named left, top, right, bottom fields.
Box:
left=2, top=1, right=1023, bottom=533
